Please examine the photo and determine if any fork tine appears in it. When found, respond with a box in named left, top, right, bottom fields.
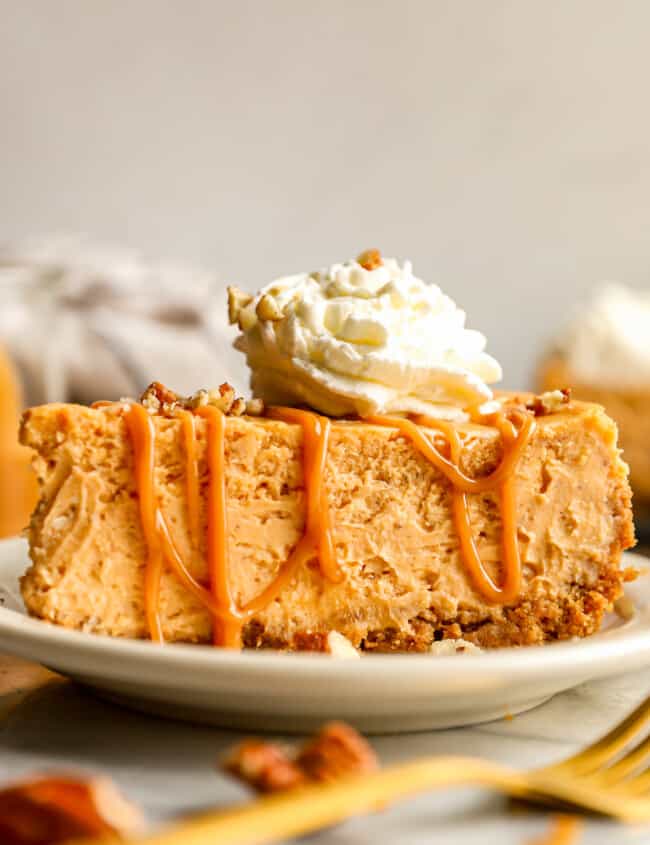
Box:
left=621, top=767, right=650, bottom=796
left=588, top=733, right=650, bottom=785
left=540, top=695, right=650, bottom=776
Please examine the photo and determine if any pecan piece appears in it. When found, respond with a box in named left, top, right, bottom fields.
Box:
left=356, top=249, right=382, bottom=271
left=255, top=293, right=283, bottom=322
left=325, top=631, right=360, bottom=658
left=221, top=721, right=378, bottom=794
left=140, top=381, right=179, bottom=412
left=227, top=285, right=253, bottom=325
left=135, top=380, right=262, bottom=419
left=245, top=398, right=265, bottom=417
left=296, top=722, right=378, bottom=783
left=222, top=741, right=306, bottom=794
left=525, top=388, right=571, bottom=417
left=0, top=776, right=143, bottom=844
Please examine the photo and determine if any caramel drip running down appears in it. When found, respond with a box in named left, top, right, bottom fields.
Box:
left=365, top=410, right=535, bottom=605
left=126, top=403, right=235, bottom=645
left=267, top=407, right=342, bottom=584
left=123, top=404, right=164, bottom=642
left=193, top=405, right=242, bottom=646
left=125, top=402, right=340, bottom=647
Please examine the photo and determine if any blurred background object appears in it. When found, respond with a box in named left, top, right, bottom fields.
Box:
left=539, top=284, right=650, bottom=515
left=0, top=235, right=245, bottom=406
left=0, top=345, right=37, bottom=538
left=0, top=233, right=245, bottom=538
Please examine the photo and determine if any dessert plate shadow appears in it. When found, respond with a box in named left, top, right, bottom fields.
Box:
left=2, top=537, right=650, bottom=734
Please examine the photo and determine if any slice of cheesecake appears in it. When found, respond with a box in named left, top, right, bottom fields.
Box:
left=19, top=385, right=635, bottom=652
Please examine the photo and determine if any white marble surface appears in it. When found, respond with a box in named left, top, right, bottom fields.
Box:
left=2, top=660, right=650, bottom=843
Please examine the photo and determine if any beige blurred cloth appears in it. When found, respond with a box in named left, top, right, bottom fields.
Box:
left=0, top=236, right=247, bottom=406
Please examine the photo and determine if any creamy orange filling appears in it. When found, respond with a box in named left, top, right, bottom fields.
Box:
left=179, top=410, right=200, bottom=549
left=122, top=398, right=535, bottom=646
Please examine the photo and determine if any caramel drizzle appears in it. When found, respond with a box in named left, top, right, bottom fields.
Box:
left=125, top=403, right=340, bottom=647
left=123, top=404, right=164, bottom=642
left=122, top=397, right=534, bottom=646
left=193, top=405, right=240, bottom=646
left=125, top=404, right=231, bottom=643
left=366, top=409, right=535, bottom=604
left=267, top=408, right=342, bottom=584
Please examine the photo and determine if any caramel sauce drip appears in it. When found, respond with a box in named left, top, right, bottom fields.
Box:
left=267, top=407, right=342, bottom=584
left=120, top=391, right=534, bottom=646
left=366, top=409, right=535, bottom=604
left=124, top=402, right=340, bottom=647
left=123, top=404, right=164, bottom=642
left=193, top=405, right=242, bottom=647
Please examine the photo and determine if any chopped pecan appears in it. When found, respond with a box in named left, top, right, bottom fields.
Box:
left=212, top=383, right=236, bottom=412
left=227, top=285, right=253, bottom=325
left=356, top=249, right=382, bottom=271
left=137, top=381, right=261, bottom=419
left=325, top=631, right=360, bottom=658
left=296, top=722, right=378, bottom=783
left=237, top=303, right=258, bottom=332
left=525, top=388, right=571, bottom=417
left=245, top=398, right=265, bottom=417
left=140, top=381, right=179, bottom=412
left=221, top=722, right=378, bottom=794
left=187, top=386, right=236, bottom=413
left=222, top=741, right=306, bottom=794
left=229, top=397, right=247, bottom=416
left=255, top=293, right=283, bottom=322
left=0, top=776, right=143, bottom=844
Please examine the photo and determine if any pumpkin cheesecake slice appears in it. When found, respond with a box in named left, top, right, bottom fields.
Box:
left=20, top=384, right=634, bottom=651
left=19, top=252, right=636, bottom=652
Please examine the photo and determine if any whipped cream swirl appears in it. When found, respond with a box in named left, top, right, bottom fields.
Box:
left=231, top=252, right=502, bottom=419
left=560, top=284, right=650, bottom=386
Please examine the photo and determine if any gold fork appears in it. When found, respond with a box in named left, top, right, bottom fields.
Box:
left=72, top=694, right=650, bottom=845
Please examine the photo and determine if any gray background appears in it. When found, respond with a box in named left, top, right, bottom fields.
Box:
left=3, top=0, right=650, bottom=389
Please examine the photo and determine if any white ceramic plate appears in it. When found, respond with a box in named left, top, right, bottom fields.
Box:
left=2, top=536, right=650, bottom=734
